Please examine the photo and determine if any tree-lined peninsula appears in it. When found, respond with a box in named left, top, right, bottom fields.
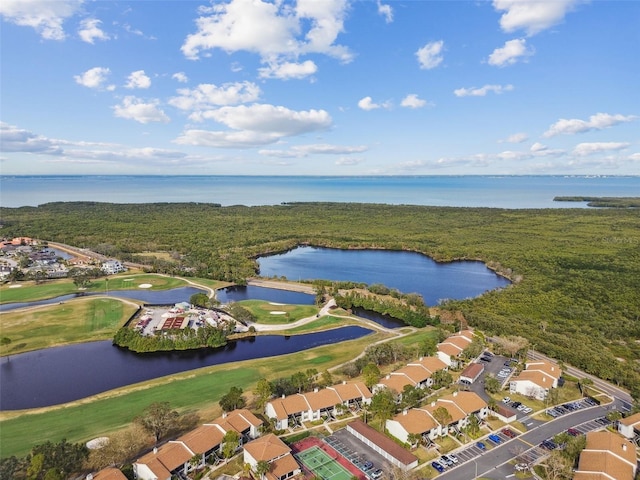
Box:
left=1, top=201, right=639, bottom=397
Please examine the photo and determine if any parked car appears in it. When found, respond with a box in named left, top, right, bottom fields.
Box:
left=488, top=434, right=502, bottom=444
left=502, top=428, right=516, bottom=438
left=511, top=401, right=522, bottom=409
left=431, top=462, right=445, bottom=473
left=371, top=469, right=383, bottom=479
left=502, top=397, right=511, bottom=403
left=446, top=453, right=459, bottom=464
left=439, top=456, right=453, bottom=466
left=523, top=407, right=533, bottom=414
left=567, top=428, right=580, bottom=436
left=476, top=441, right=486, bottom=451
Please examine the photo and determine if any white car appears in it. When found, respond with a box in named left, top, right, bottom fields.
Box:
left=517, top=404, right=527, bottom=411
left=502, top=397, right=511, bottom=403
left=523, top=407, right=533, bottom=414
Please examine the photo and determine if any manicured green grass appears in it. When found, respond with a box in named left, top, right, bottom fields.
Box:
left=239, top=299, right=318, bottom=324
left=0, top=367, right=260, bottom=458
left=0, top=298, right=140, bottom=355
left=0, top=329, right=385, bottom=458
left=282, top=315, right=350, bottom=333
left=0, top=274, right=189, bottom=304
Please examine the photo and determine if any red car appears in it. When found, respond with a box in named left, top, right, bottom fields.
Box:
left=567, top=428, right=580, bottom=436
left=502, top=428, right=516, bottom=438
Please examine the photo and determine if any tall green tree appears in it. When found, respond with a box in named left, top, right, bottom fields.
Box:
left=362, top=363, right=381, bottom=389
left=221, top=430, right=240, bottom=460
left=369, top=388, right=397, bottom=427
left=134, top=402, right=180, bottom=444
left=219, top=386, right=246, bottom=412
left=255, top=378, right=273, bottom=410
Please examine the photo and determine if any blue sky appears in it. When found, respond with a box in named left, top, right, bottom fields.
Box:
left=1, top=0, right=638, bottom=175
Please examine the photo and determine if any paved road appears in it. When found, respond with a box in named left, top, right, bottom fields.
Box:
left=437, top=403, right=612, bottom=479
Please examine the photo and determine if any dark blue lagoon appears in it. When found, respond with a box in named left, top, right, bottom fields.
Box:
left=258, top=246, right=510, bottom=305
left=0, top=326, right=370, bottom=410
left=216, top=285, right=314, bottom=305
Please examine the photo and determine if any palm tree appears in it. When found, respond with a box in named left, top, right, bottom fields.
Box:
left=256, top=460, right=271, bottom=480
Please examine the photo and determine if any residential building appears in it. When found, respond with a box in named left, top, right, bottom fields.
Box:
left=243, top=434, right=300, bottom=480
left=509, top=359, right=561, bottom=400
left=101, top=259, right=126, bottom=275
left=376, top=356, right=447, bottom=394
left=386, top=391, right=488, bottom=443
left=89, top=467, right=128, bottom=480
left=574, top=431, right=637, bottom=480
left=618, top=411, right=640, bottom=441
left=459, top=363, right=484, bottom=385
left=134, top=409, right=262, bottom=480
left=265, top=382, right=371, bottom=430
left=436, top=330, right=475, bottom=366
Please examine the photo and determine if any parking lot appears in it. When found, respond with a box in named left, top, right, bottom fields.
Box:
left=327, top=429, right=394, bottom=479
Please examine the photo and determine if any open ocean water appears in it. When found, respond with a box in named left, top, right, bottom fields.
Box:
left=0, top=175, right=638, bottom=208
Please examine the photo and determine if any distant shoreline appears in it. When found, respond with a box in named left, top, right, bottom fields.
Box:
left=553, top=196, right=640, bottom=208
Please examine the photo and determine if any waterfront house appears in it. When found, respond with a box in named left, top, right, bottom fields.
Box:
left=376, top=356, right=447, bottom=395
left=436, top=330, right=475, bottom=367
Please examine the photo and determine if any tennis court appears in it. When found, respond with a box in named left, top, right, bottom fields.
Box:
left=295, top=445, right=353, bottom=480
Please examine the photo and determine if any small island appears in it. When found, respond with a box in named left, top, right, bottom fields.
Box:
left=553, top=196, right=640, bottom=208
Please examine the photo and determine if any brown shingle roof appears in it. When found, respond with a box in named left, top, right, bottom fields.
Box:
left=348, top=420, right=418, bottom=466
left=512, top=370, right=553, bottom=389
left=437, top=343, right=463, bottom=357
left=93, top=467, right=128, bottom=480
left=575, top=431, right=636, bottom=480
left=269, top=453, right=300, bottom=480
left=619, top=411, right=640, bottom=427
left=329, top=381, right=372, bottom=401
left=524, top=359, right=561, bottom=380
left=179, top=424, right=224, bottom=454
left=244, top=434, right=290, bottom=463
left=389, top=409, right=437, bottom=434
left=304, top=389, right=342, bottom=411
left=379, top=375, right=413, bottom=394
left=409, top=356, right=447, bottom=373
left=460, top=363, right=484, bottom=380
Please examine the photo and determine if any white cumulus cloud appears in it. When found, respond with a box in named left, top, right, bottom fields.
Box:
left=0, top=122, right=63, bottom=154
left=113, top=96, right=169, bottom=124
left=181, top=0, right=352, bottom=70
left=74, top=67, right=114, bottom=90
left=572, top=142, right=630, bottom=156
left=454, top=84, right=514, bottom=97
left=543, top=113, right=637, bottom=137
left=0, top=0, right=83, bottom=40
left=125, top=70, right=151, bottom=89
left=174, top=104, right=332, bottom=149
left=416, top=40, right=444, bottom=70
left=377, top=0, right=393, bottom=23
left=358, top=96, right=391, bottom=111
left=169, top=82, right=261, bottom=113
left=78, top=18, right=109, bottom=44
left=400, top=94, right=427, bottom=109
left=258, top=60, right=318, bottom=80
left=493, top=0, right=582, bottom=36
left=501, top=132, right=529, bottom=143
left=488, top=38, right=534, bottom=67
left=172, top=72, right=189, bottom=83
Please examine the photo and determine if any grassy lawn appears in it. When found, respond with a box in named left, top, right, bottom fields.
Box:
left=0, top=329, right=388, bottom=458
left=282, top=315, right=355, bottom=333
left=0, top=297, right=140, bottom=355
left=434, top=435, right=459, bottom=453
left=238, top=299, right=318, bottom=324
left=0, top=274, right=190, bottom=304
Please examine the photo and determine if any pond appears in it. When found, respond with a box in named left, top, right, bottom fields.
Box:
left=0, top=326, right=371, bottom=410
left=257, top=246, right=510, bottom=305
left=215, top=285, right=314, bottom=305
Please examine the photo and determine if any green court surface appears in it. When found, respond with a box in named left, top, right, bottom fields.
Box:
left=295, top=445, right=353, bottom=480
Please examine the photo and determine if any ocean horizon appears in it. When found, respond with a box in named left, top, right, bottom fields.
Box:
left=1, top=175, right=638, bottom=209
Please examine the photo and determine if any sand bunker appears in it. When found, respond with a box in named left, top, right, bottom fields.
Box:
left=8, top=284, right=22, bottom=288
left=86, top=437, right=109, bottom=449
left=138, top=283, right=153, bottom=289
left=269, top=302, right=285, bottom=305
left=270, top=311, right=286, bottom=315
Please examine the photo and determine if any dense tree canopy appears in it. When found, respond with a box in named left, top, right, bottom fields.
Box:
left=1, top=201, right=639, bottom=396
